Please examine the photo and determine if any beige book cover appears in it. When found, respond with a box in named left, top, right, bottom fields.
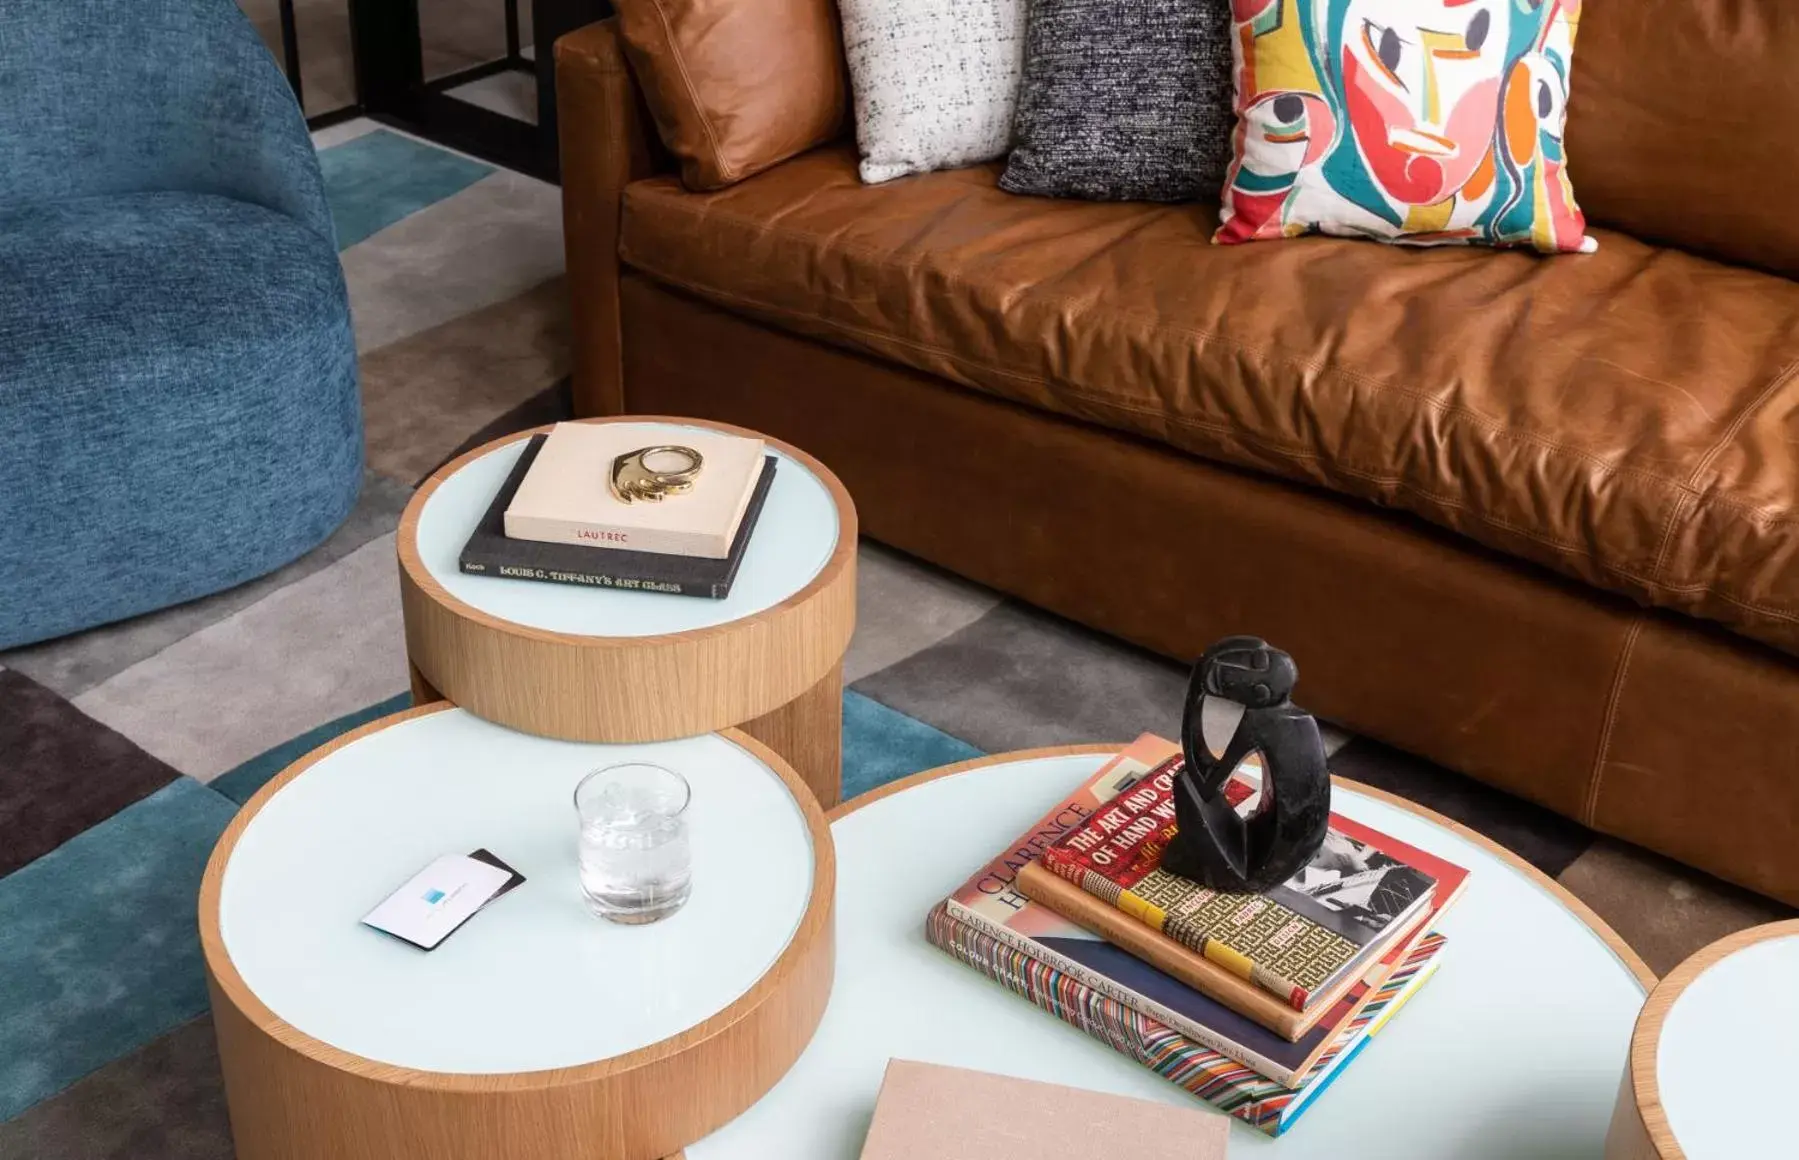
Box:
left=504, top=423, right=766, bottom=559
left=857, top=1060, right=1230, bottom=1160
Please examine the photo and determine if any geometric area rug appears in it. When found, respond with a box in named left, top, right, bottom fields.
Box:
left=0, top=122, right=1791, bottom=1158
left=0, top=675, right=974, bottom=1137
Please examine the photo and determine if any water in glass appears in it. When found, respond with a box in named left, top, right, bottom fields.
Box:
left=574, top=763, right=692, bottom=923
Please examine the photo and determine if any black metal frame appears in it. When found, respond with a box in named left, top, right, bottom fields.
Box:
left=272, top=0, right=611, bottom=183
left=278, top=0, right=306, bottom=110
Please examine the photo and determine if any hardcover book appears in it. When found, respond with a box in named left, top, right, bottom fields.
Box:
left=942, top=737, right=1461, bottom=1078
left=927, top=904, right=1445, bottom=1137
left=460, top=435, right=777, bottom=599
left=503, top=422, right=767, bottom=558
left=856, top=1059, right=1230, bottom=1160
left=1040, top=749, right=1448, bottom=1011
left=1016, top=857, right=1431, bottom=1036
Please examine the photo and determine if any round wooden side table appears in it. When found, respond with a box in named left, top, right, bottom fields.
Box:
left=1605, top=919, right=1799, bottom=1159
left=676, top=747, right=1653, bottom=1159
left=199, top=704, right=835, bottom=1160
left=398, top=416, right=856, bottom=807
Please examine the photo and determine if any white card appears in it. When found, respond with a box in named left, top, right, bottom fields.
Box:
left=362, top=854, right=514, bottom=950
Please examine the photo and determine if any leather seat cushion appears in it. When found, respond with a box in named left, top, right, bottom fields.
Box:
left=619, top=146, right=1799, bottom=656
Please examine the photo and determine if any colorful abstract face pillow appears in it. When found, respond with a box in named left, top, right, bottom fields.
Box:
left=1215, top=0, right=1595, bottom=252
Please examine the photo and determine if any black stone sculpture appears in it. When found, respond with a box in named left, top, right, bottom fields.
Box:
left=1161, top=636, right=1332, bottom=893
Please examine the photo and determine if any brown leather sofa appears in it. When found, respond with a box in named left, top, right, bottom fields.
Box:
left=554, top=4, right=1799, bottom=907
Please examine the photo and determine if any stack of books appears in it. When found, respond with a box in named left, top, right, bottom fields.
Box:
left=459, top=422, right=774, bottom=600
left=927, top=734, right=1469, bottom=1137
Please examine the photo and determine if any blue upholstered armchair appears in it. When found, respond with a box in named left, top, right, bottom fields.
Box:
left=0, top=0, right=363, bottom=649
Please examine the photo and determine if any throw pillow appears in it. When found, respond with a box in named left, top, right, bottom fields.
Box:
left=839, top=0, right=1027, bottom=184
left=1001, top=0, right=1234, bottom=202
left=613, top=0, right=848, bottom=191
left=1215, top=0, right=1596, bottom=252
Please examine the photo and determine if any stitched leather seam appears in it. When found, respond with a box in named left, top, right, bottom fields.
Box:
left=1584, top=614, right=1646, bottom=827
left=1649, top=573, right=1799, bottom=599
left=1043, top=386, right=1799, bottom=526
left=1636, top=352, right=1799, bottom=593
left=1688, top=353, right=1799, bottom=486
left=623, top=258, right=1676, bottom=566
left=1661, top=496, right=1799, bottom=528
left=561, top=23, right=636, bottom=414
left=558, top=30, right=629, bottom=74
left=1673, top=354, right=1799, bottom=541
left=645, top=2, right=735, bottom=183
left=1635, top=584, right=1799, bottom=623
left=591, top=57, right=630, bottom=401
left=624, top=195, right=1744, bottom=494
left=1644, top=492, right=1693, bottom=590
left=620, top=249, right=1799, bottom=627
left=1639, top=353, right=1799, bottom=586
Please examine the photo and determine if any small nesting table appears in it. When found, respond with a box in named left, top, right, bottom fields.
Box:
left=1606, top=919, right=1799, bottom=1158
left=677, top=747, right=1654, bottom=1159
left=398, top=417, right=856, bottom=807
left=199, top=704, right=835, bottom=1160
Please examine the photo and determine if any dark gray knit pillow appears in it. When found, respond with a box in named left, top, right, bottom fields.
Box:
left=1000, top=0, right=1234, bottom=202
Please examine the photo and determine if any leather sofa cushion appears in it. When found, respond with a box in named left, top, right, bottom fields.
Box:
left=1570, top=0, right=1799, bottom=281
left=619, top=148, right=1799, bottom=656
left=612, top=0, right=848, bottom=191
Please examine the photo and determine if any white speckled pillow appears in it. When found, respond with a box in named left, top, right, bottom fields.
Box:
left=838, top=0, right=1026, bottom=184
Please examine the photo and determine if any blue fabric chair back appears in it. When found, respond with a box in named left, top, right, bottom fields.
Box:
left=0, top=0, right=362, bottom=651
left=0, top=0, right=334, bottom=243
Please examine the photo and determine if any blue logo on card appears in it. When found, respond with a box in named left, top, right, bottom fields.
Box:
left=422, top=888, right=446, bottom=905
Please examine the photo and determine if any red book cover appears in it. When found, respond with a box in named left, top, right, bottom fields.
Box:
left=1041, top=749, right=1468, bottom=1010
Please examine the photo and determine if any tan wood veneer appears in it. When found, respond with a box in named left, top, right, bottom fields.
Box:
left=1604, top=918, right=1799, bottom=1159
left=200, top=704, right=836, bottom=1160
left=397, top=416, right=856, bottom=807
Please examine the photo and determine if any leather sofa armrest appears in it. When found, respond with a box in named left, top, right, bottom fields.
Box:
left=556, top=19, right=669, bottom=416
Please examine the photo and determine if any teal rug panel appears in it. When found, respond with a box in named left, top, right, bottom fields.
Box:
left=210, top=690, right=413, bottom=806
left=0, top=691, right=975, bottom=1119
left=317, top=129, right=492, bottom=250
left=0, top=779, right=237, bottom=1120
left=842, top=689, right=983, bottom=800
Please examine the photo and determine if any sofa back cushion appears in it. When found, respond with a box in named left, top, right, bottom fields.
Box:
left=1570, top=0, right=1799, bottom=279
left=619, top=147, right=1799, bottom=658
left=612, top=0, right=848, bottom=190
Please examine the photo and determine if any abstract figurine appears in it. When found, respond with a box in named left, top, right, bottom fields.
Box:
left=1161, top=636, right=1332, bottom=894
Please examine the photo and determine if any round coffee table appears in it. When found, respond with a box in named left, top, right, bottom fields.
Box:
left=1605, top=919, right=1799, bottom=1158
left=677, top=747, right=1655, bottom=1159
left=199, top=704, right=835, bottom=1160
left=398, top=417, right=856, bottom=807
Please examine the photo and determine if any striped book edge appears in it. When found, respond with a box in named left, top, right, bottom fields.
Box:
left=925, top=905, right=1444, bottom=1137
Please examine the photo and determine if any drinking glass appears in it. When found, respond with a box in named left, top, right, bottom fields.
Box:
left=574, top=762, right=692, bottom=923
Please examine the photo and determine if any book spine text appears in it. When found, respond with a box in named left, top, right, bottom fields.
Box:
left=459, top=557, right=722, bottom=599
left=501, top=515, right=730, bottom=560
left=1042, top=778, right=1314, bottom=1011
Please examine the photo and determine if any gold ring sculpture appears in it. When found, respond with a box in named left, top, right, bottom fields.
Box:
left=610, top=445, right=705, bottom=503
